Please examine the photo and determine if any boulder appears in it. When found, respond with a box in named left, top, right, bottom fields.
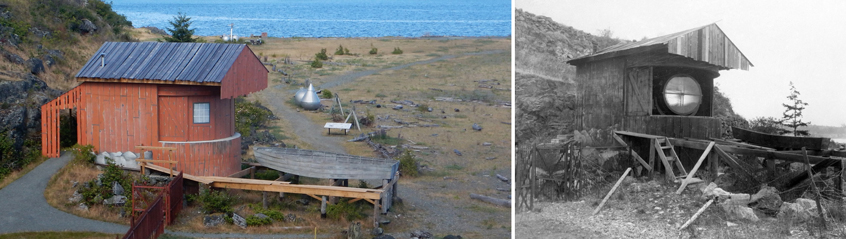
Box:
left=203, top=214, right=225, bottom=227
left=371, top=227, right=383, bottom=236
left=752, top=186, right=782, bottom=215
left=123, top=151, right=137, bottom=160
left=68, top=190, right=82, bottom=203
left=374, top=235, right=395, bottom=239
left=778, top=198, right=825, bottom=222
left=232, top=213, right=247, bottom=229
left=103, top=195, right=127, bottom=206
left=453, top=149, right=462, bottom=156
left=26, top=58, right=44, bottom=75
left=720, top=203, right=759, bottom=222
left=95, top=152, right=108, bottom=164
left=2, top=51, right=23, bottom=65
left=77, top=203, right=89, bottom=211
left=254, top=213, right=268, bottom=220
left=443, top=235, right=463, bottom=239
left=285, top=213, right=297, bottom=222
left=410, top=230, right=433, bottom=239
left=472, top=123, right=482, bottom=131
left=347, top=222, right=362, bottom=239
left=112, top=181, right=124, bottom=195
left=29, top=27, right=51, bottom=38
left=78, top=19, right=97, bottom=33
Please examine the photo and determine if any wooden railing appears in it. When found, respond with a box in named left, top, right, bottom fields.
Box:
left=122, top=172, right=183, bottom=239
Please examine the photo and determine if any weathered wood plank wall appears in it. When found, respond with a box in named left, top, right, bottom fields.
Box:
left=575, top=57, right=625, bottom=130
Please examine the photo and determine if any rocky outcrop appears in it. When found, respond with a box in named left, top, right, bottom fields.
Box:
left=78, top=19, right=97, bottom=34
left=515, top=72, right=576, bottom=143
left=26, top=58, right=44, bottom=75
left=0, top=75, right=62, bottom=151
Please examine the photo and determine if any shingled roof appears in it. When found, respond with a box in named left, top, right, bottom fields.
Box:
left=76, top=42, right=266, bottom=84
left=568, top=23, right=753, bottom=71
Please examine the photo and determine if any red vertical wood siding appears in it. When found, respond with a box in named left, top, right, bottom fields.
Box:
left=220, top=46, right=268, bottom=99
left=162, top=136, right=240, bottom=176
left=76, top=82, right=159, bottom=153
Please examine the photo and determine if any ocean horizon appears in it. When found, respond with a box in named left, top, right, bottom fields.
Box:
left=110, top=0, right=511, bottom=38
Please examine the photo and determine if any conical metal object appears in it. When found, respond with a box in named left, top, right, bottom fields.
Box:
left=294, top=87, right=306, bottom=105
left=301, top=84, right=321, bottom=110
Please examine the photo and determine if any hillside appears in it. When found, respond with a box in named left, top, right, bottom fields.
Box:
left=0, top=0, right=132, bottom=181
left=514, top=9, right=622, bottom=143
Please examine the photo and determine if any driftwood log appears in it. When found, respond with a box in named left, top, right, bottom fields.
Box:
left=367, top=139, right=398, bottom=159
left=496, top=174, right=509, bottom=183
left=470, top=193, right=510, bottom=207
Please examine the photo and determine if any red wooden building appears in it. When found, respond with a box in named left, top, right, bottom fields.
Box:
left=41, top=42, right=268, bottom=176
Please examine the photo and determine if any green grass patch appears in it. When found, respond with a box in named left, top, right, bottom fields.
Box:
left=371, top=135, right=404, bottom=146
left=468, top=204, right=498, bottom=213
left=445, top=163, right=464, bottom=171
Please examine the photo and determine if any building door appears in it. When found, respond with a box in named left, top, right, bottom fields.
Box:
left=158, top=96, right=188, bottom=141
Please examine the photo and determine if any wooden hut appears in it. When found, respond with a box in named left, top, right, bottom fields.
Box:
left=567, top=23, right=752, bottom=140
left=41, top=42, right=268, bottom=176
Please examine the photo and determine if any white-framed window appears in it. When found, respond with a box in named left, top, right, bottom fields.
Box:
left=662, top=74, right=702, bottom=116
left=193, top=102, right=210, bottom=124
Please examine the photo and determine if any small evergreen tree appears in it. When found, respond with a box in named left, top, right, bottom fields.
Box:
left=315, top=48, right=329, bottom=60
left=310, top=56, right=323, bottom=68
left=780, top=82, right=810, bottom=136
left=335, top=45, right=345, bottom=55
left=164, top=12, right=197, bottom=42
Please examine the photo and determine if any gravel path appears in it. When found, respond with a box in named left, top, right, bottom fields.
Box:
left=0, top=153, right=128, bottom=234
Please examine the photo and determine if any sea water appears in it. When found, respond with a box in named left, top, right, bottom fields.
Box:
left=110, top=0, right=511, bottom=38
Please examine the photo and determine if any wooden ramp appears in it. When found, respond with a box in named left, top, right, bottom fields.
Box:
left=145, top=163, right=393, bottom=227
left=253, top=147, right=399, bottom=180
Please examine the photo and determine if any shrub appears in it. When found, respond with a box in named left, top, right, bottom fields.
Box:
left=310, top=57, right=323, bottom=68
left=315, top=48, right=328, bottom=61
left=256, top=209, right=285, bottom=221
left=392, top=47, right=403, bottom=54
left=246, top=214, right=272, bottom=226
left=321, top=89, right=333, bottom=99
left=78, top=161, right=132, bottom=205
left=335, top=45, right=345, bottom=55
left=70, top=144, right=96, bottom=165
left=235, top=99, right=272, bottom=138
left=375, top=93, right=387, bottom=99
left=198, top=188, right=235, bottom=214
left=398, top=150, right=419, bottom=177
left=326, top=200, right=365, bottom=221
left=416, top=104, right=429, bottom=112
left=254, top=170, right=279, bottom=180
left=344, top=47, right=350, bottom=55
left=369, top=47, right=378, bottom=55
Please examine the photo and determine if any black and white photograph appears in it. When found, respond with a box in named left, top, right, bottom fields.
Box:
left=515, top=0, right=846, bottom=238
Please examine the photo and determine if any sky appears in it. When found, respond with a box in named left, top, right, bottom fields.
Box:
left=516, top=0, right=846, bottom=127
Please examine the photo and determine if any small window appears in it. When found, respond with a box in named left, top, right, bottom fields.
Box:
left=663, top=75, right=702, bottom=115
left=193, top=102, right=210, bottom=124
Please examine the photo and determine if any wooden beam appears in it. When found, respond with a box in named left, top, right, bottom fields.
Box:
left=593, top=168, right=631, bottom=215
left=228, top=166, right=256, bottom=178
left=612, top=134, right=652, bottom=171
left=145, top=164, right=214, bottom=184
left=136, top=159, right=178, bottom=164
left=203, top=176, right=290, bottom=185
left=670, top=138, right=836, bottom=164
left=676, top=141, right=714, bottom=194
left=712, top=146, right=759, bottom=184
left=210, top=182, right=382, bottom=200
left=135, top=146, right=177, bottom=151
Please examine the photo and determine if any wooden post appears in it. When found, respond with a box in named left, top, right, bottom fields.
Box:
left=649, top=139, right=656, bottom=177
left=679, top=198, right=715, bottom=230
left=765, top=158, right=776, bottom=181
left=372, top=196, right=380, bottom=228
left=676, top=141, right=714, bottom=194
left=529, top=148, right=535, bottom=211
left=842, top=159, right=846, bottom=201
left=381, top=179, right=389, bottom=214
left=593, top=167, right=631, bottom=215
left=320, top=196, right=327, bottom=218
left=709, top=152, right=718, bottom=181
left=803, top=148, right=826, bottom=231
left=262, top=192, right=267, bottom=209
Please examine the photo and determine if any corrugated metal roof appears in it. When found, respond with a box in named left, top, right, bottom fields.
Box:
left=569, top=23, right=753, bottom=70
left=76, top=42, right=250, bottom=83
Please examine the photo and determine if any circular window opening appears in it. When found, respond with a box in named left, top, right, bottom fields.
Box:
left=663, top=75, right=702, bottom=115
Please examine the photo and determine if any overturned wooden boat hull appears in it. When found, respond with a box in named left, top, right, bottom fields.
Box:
left=253, top=147, right=399, bottom=180
left=732, top=127, right=830, bottom=150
